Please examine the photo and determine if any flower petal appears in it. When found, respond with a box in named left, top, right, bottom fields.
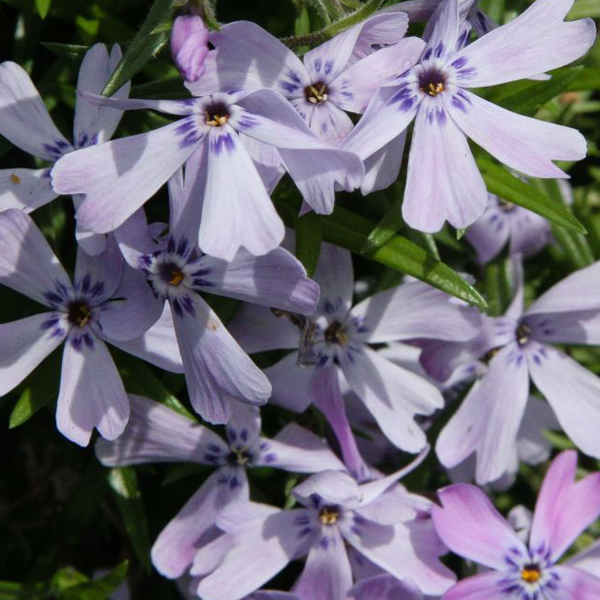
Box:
left=73, top=43, right=131, bottom=147
left=52, top=119, right=199, bottom=233
left=545, top=565, right=600, bottom=600
left=465, top=199, right=511, bottom=264
left=449, top=90, right=586, bottom=179
left=292, top=470, right=360, bottom=508
left=403, top=103, right=487, bottom=232
left=0, top=208, right=72, bottom=306
left=349, top=574, right=423, bottom=600
left=95, top=394, right=226, bottom=466
left=440, top=571, right=515, bottom=600
left=360, top=132, right=405, bottom=196
left=421, top=0, right=460, bottom=62
left=340, top=346, right=443, bottom=453
left=313, top=242, right=354, bottom=319
left=452, top=0, right=596, bottom=88
left=57, top=336, right=129, bottom=446
left=172, top=294, right=271, bottom=423
left=432, top=483, right=528, bottom=569
left=0, top=61, right=72, bottom=160
left=0, top=314, right=65, bottom=396
left=0, top=168, right=58, bottom=213
left=529, top=345, right=600, bottom=461
left=265, top=352, right=315, bottom=413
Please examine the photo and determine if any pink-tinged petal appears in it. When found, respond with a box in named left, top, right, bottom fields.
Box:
left=228, top=304, right=300, bottom=354
left=57, top=336, right=129, bottom=446
left=351, top=280, right=480, bottom=343
left=188, top=21, right=308, bottom=97
left=172, top=294, right=271, bottom=423
left=199, top=127, right=284, bottom=260
left=74, top=44, right=131, bottom=147
left=529, top=345, right=600, bottom=461
left=449, top=90, right=586, bottom=179
left=293, top=527, right=352, bottom=600
left=432, top=483, right=527, bottom=569
left=52, top=119, right=199, bottom=234
left=199, top=247, right=319, bottom=314
left=0, top=168, right=58, bottom=212
left=265, top=352, right=315, bottom=413
left=340, top=346, right=443, bottom=453
left=238, top=90, right=364, bottom=213
left=0, top=208, right=72, bottom=306
left=403, top=103, right=487, bottom=232
left=526, top=261, right=600, bottom=316
left=334, top=37, right=425, bottom=114
left=465, top=199, right=511, bottom=264
left=349, top=574, right=424, bottom=600
left=259, top=422, right=345, bottom=472
left=313, top=242, right=354, bottom=319
left=530, top=450, right=600, bottom=562
left=0, top=314, right=65, bottom=396
left=341, top=517, right=456, bottom=595
left=95, top=394, right=226, bottom=466
left=422, top=0, right=460, bottom=62
left=360, top=132, right=405, bottom=196
left=306, top=102, right=354, bottom=145
left=0, top=61, right=72, bottom=160
left=153, top=469, right=249, bottom=579
left=111, top=303, right=183, bottom=373
left=293, top=470, right=360, bottom=508
left=311, top=366, right=373, bottom=481
left=171, top=15, right=209, bottom=83
left=437, top=344, right=530, bottom=484
left=341, top=85, right=420, bottom=162
left=196, top=510, right=310, bottom=600
left=568, top=540, right=600, bottom=578
left=453, top=0, right=596, bottom=88
left=440, top=571, right=513, bottom=600
left=545, top=565, right=600, bottom=600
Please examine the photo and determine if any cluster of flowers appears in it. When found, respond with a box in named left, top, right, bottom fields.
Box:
left=1, top=0, right=600, bottom=598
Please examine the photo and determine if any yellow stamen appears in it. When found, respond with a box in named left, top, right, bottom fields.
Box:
left=426, top=82, right=444, bottom=96
left=10, top=174, right=20, bottom=184
left=169, top=270, right=185, bottom=286
left=206, top=114, right=229, bottom=127
left=319, top=507, right=339, bottom=525
left=521, top=567, right=541, bottom=584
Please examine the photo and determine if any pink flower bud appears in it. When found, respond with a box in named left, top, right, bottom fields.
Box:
left=171, top=15, right=209, bottom=83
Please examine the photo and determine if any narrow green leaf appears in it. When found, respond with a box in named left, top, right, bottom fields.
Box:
left=455, top=227, right=466, bottom=240
left=497, top=67, right=583, bottom=116
left=51, top=567, right=88, bottom=592
left=567, top=68, right=600, bottom=91
left=569, top=0, right=600, bottom=19
left=40, top=42, right=90, bottom=59
left=295, top=212, right=322, bottom=277
left=483, top=259, right=513, bottom=317
left=0, top=581, right=48, bottom=600
left=477, top=159, right=587, bottom=234
left=60, top=562, right=128, bottom=600
left=34, top=0, right=51, bottom=18
left=102, top=0, right=175, bottom=96
left=108, top=468, right=152, bottom=574
left=361, top=198, right=404, bottom=255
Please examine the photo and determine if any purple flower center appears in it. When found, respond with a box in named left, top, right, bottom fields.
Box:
left=418, top=68, right=447, bottom=97
left=324, top=320, right=348, bottom=346
left=304, top=82, right=329, bottom=105
left=205, top=101, right=230, bottom=127
left=319, top=505, right=340, bottom=525
left=227, top=448, right=253, bottom=467
left=158, top=261, right=186, bottom=287
left=516, top=323, right=532, bottom=346
left=67, top=300, right=93, bottom=328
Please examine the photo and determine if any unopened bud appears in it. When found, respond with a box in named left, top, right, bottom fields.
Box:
left=171, top=15, right=209, bottom=83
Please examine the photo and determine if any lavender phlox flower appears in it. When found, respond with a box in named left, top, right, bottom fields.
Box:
left=341, top=0, right=595, bottom=232
left=0, top=209, right=174, bottom=445
left=96, top=395, right=344, bottom=579
left=171, top=15, right=209, bottom=83
left=230, top=242, right=479, bottom=480
left=194, top=450, right=456, bottom=600
left=51, top=83, right=364, bottom=260
left=115, top=172, right=319, bottom=424
left=465, top=193, right=552, bottom=264
left=434, top=256, right=600, bottom=484
left=189, top=13, right=424, bottom=146
left=349, top=574, right=425, bottom=600
left=432, top=450, right=600, bottom=599
left=0, top=44, right=130, bottom=254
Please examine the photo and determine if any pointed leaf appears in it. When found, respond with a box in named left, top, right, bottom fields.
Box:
left=295, top=212, right=322, bottom=277
left=60, top=562, right=128, bottom=600
left=34, top=0, right=52, bottom=18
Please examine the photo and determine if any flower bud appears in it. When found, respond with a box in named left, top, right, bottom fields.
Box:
left=171, top=15, right=209, bottom=83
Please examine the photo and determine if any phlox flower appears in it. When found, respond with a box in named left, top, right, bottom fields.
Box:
left=342, top=0, right=595, bottom=232
left=432, top=450, right=600, bottom=599
left=171, top=15, right=209, bottom=83
left=96, top=395, right=344, bottom=579
left=193, top=454, right=455, bottom=600
left=230, top=242, right=479, bottom=479
left=0, top=209, right=177, bottom=445
left=0, top=44, right=129, bottom=254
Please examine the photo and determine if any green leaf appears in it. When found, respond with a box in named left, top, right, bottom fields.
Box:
left=361, top=198, right=404, bottom=255
left=0, top=581, right=48, bottom=600
left=567, top=67, right=600, bottom=91
left=40, top=42, right=90, bottom=59
left=477, top=159, right=587, bottom=234
left=497, top=67, right=583, bottom=116
left=295, top=212, right=322, bottom=277
left=102, top=0, right=175, bottom=96
left=34, top=0, right=51, bottom=18
left=483, top=259, right=513, bottom=317
left=108, top=468, right=152, bottom=574
left=59, top=562, right=128, bottom=600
